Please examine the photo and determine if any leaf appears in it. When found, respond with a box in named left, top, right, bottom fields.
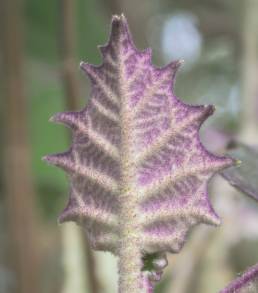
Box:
left=221, top=142, right=258, bottom=202
left=219, top=263, right=258, bottom=293
left=43, top=14, right=234, bottom=258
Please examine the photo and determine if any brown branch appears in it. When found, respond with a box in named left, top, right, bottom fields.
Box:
left=0, top=1, right=40, bottom=293
left=60, top=0, right=80, bottom=110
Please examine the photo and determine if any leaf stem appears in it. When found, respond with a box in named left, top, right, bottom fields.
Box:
left=118, top=220, right=144, bottom=292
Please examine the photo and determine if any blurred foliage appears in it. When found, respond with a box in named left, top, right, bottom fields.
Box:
left=25, top=0, right=106, bottom=63
left=222, top=142, right=258, bottom=202
left=23, top=0, right=109, bottom=219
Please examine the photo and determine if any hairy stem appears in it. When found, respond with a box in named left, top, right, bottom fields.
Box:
left=118, top=93, right=143, bottom=292
left=118, top=202, right=143, bottom=292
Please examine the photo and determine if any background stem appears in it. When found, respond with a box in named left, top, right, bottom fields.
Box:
left=240, top=0, right=258, bottom=142
left=118, top=199, right=143, bottom=292
left=1, top=0, right=40, bottom=292
left=59, top=1, right=100, bottom=292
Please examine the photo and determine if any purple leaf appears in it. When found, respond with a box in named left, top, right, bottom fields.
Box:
left=220, top=263, right=258, bottom=293
left=221, top=142, right=258, bottom=202
left=43, top=14, right=234, bottom=253
left=43, top=14, right=234, bottom=283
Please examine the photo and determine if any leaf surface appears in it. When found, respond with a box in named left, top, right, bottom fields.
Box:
left=44, top=15, right=234, bottom=255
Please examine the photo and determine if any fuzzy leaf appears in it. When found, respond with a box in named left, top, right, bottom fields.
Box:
left=221, top=142, right=258, bottom=202
left=220, top=263, right=258, bottom=293
left=43, top=15, right=234, bottom=256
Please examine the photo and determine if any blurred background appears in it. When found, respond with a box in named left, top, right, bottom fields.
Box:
left=0, top=0, right=258, bottom=292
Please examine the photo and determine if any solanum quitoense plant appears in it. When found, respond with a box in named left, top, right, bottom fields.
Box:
left=44, top=15, right=258, bottom=293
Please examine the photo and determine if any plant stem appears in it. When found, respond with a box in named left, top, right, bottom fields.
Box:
left=118, top=196, right=143, bottom=292
left=118, top=87, right=145, bottom=292
left=240, top=0, right=258, bottom=142
left=1, top=1, right=40, bottom=292
left=59, top=1, right=101, bottom=292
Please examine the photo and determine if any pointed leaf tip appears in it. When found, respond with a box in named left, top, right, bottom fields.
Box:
left=111, top=14, right=128, bottom=32
left=58, top=207, right=73, bottom=224
left=79, top=61, right=89, bottom=72
left=50, top=111, right=81, bottom=129
left=111, top=13, right=127, bottom=24
left=201, top=104, right=216, bottom=117
left=79, top=61, right=84, bottom=69
left=172, top=59, right=185, bottom=70
left=80, top=62, right=99, bottom=81
left=42, top=152, right=72, bottom=172
left=42, top=155, right=49, bottom=163
left=109, top=13, right=132, bottom=44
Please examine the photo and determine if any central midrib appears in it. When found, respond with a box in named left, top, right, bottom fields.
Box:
left=117, top=38, right=143, bottom=293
